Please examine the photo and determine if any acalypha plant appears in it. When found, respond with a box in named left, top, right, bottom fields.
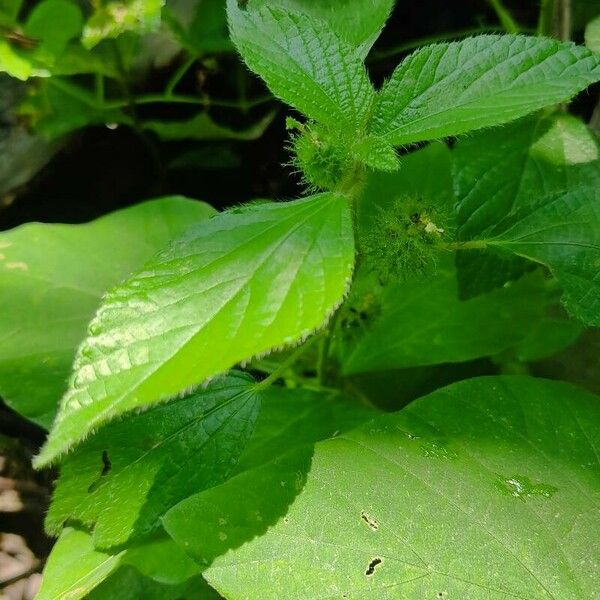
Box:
left=1, top=0, right=599, bottom=598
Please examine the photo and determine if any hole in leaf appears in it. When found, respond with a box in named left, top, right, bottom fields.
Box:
left=365, top=557, right=382, bottom=576
left=87, top=450, right=112, bottom=493
left=101, top=450, right=111, bottom=476
left=361, top=511, right=379, bottom=531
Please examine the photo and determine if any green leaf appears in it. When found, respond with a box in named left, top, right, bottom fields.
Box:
left=481, top=186, right=600, bottom=325
left=585, top=15, right=600, bottom=53
left=45, top=373, right=260, bottom=548
left=35, top=193, right=355, bottom=467
left=454, top=113, right=600, bottom=299
left=36, top=527, right=124, bottom=600
left=86, top=567, right=218, bottom=600
left=371, top=35, right=600, bottom=146
left=165, top=0, right=233, bottom=55
left=234, top=386, right=377, bottom=474
left=23, top=79, right=131, bottom=140
left=0, top=197, right=214, bottom=427
left=168, top=376, right=600, bottom=599
left=37, top=527, right=205, bottom=600
left=163, top=385, right=377, bottom=566
left=227, top=1, right=374, bottom=132
left=82, top=0, right=165, bottom=48
left=142, top=110, right=274, bottom=141
left=514, top=316, right=583, bottom=363
left=24, top=0, right=83, bottom=59
left=455, top=114, right=600, bottom=239
left=121, top=535, right=200, bottom=585
left=237, top=0, right=394, bottom=59
left=340, top=260, right=549, bottom=375
left=0, top=39, right=47, bottom=80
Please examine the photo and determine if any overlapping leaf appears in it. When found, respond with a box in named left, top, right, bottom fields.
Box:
left=227, top=0, right=374, bottom=131
left=35, top=193, right=354, bottom=467
left=0, top=197, right=214, bottom=426
left=36, top=527, right=209, bottom=600
left=166, top=376, right=600, bottom=599
left=45, top=373, right=260, bottom=548
left=238, top=0, right=394, bottom=59
left=453, top=115, right=600, bottom=322
left=371, top=35, right=600, bottom=145
left=340, top=260, right=548, bottom=375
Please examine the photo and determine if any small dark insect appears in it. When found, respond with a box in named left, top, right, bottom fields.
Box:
left=237, top=0, right=249, bottom=8
left=1, top=26, right=38, bottom=50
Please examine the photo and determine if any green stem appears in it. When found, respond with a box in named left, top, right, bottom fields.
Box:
left=47, top=78, right=273, bottom=112
left=443, top=240, right=489, bottom=251
left=317, top=308, right=343, bottom=386
left=95, top=73, right=104, bottom=103
left=165, top=55, right=196, bottom=97
left=105, top=93, right=273, bottom=110
left=255, top=336, right=319, bottom=390
left=486, top=0, right=520, bottom=33
left=558, top=0, right=571, bottom=41
left=538, top=0, right=556, bottom=36
left=590, top=95, right=600, bottom=135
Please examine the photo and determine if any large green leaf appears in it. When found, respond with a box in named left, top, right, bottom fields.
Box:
left=163, top=385, right=377, bottom=570
left=35, top=193, right=354, bottom=467
left=480, top=186, right=600, bottom=325
left=227, top=1, right=374, bottom=132
left=453, top=113, right=600, bottom=301
left=340, top=261, right=547, bottom=375
left=36, top=527, right=124, bottom=600
left=36, top=527, right=204, bottom=600
left=370, top=35, right=600, bottom=146
left=237, top=0, right=394, bottom=59
left=455, top=114, right=600, bottom=239
left=45, top=373, right=260, bottom=548
left=165, top=0, right=233, bottom=55
left=86, top=567, right=218, bottom=600
left=234, top=385, right=377, bottom=474
left=0, top=197, right=214, bottom=427
left=166, top=376, right=600, bottom=599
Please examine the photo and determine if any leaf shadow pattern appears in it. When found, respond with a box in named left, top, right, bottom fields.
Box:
left=162, top=444, right=315, bottom=570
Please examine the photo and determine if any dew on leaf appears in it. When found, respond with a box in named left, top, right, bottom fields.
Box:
left=495, top=475, right=558, bottom=500
left=419, top=439, right=457, bottom=460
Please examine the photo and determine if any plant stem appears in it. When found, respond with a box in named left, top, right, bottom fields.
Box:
left=47, top=78, right=273, bottom=112
left=95, top=73, right=104, bottom=103
left=443, top=240, right=489, bottom=251
left=255, top=336, right=319, bottom=390
left=317, top=308, right=343, bottom=386
left=538, top=0, right=556, bottom=36
left=165, top=55, right=196, bottom=97
left=486, top=0, right=520, bottom=33
left=557, top=0, right=571, bottom=41
left=590, top=97, right=600, bottom=136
